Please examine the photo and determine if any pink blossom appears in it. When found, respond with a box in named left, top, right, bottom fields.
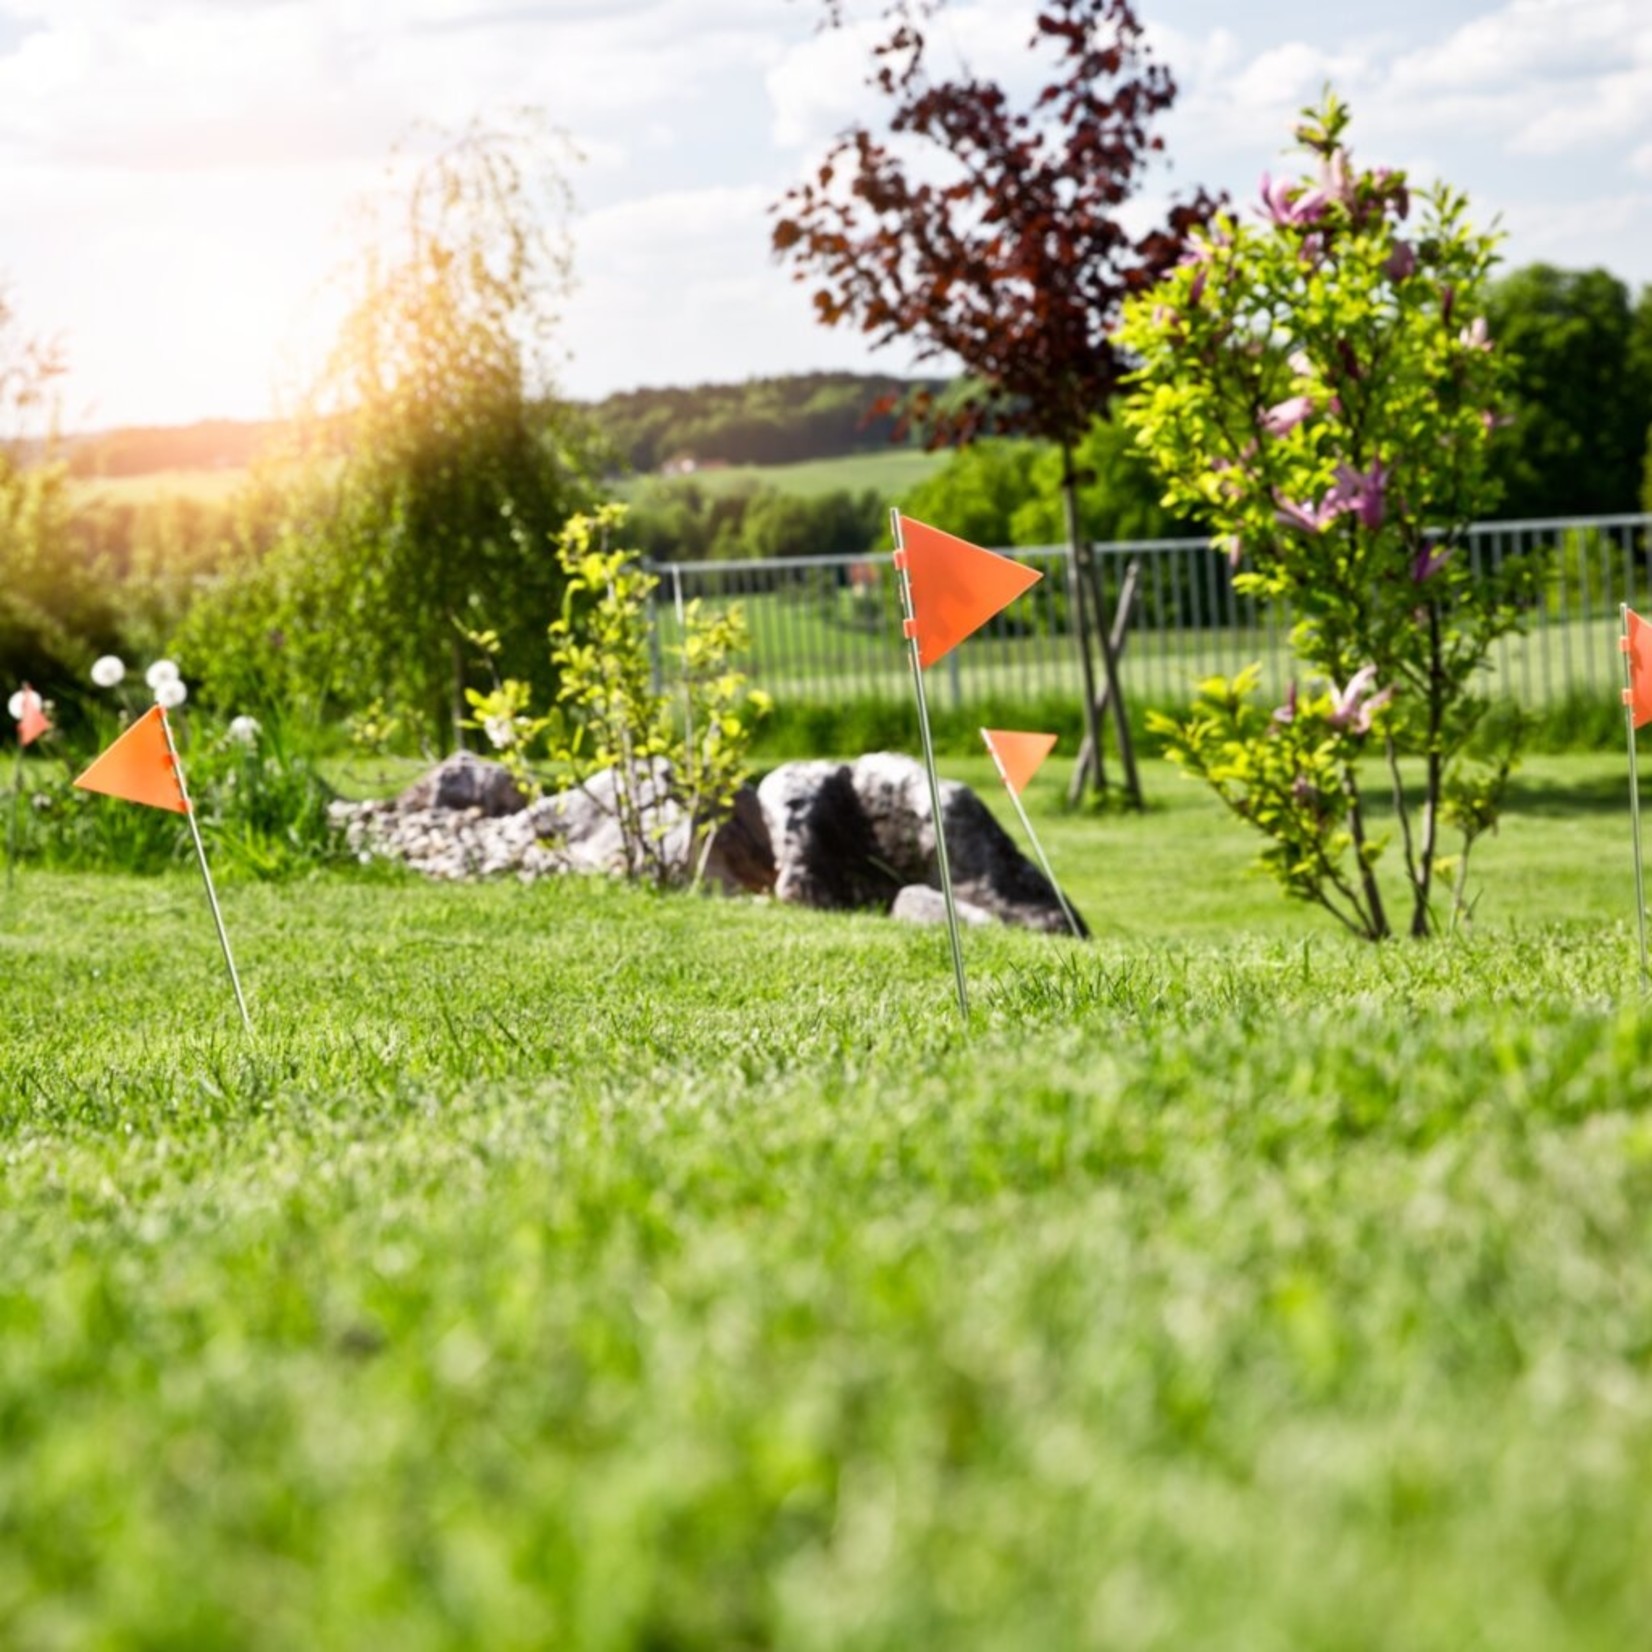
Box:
left=1480, top=409, right=1514, bottom=433
left=1328, top=666, right=1393, bottom=734
left=1383, top=239, right=1416, bottom=281
left=1411, top=541, right=1453, bottom=583
left=1217, top=533, right=1243, bottom=568
left=1274, top=492, right=1340, bottom=535
left=1319, top=148, right=1354, bottom=206
left=1288, top=349, right=1314, bottom=377
left=1272, top=680, right=1298, bottom=726
left=1459, top=316, right=1492, bottom=351
left=1260, top=395, right=1315, bottom=437
left=1260, top=173, right=1329, bottom=227
left=1188, top=266, right=1208, bottom=306
left=1327, top=457, right=1389, bottom=532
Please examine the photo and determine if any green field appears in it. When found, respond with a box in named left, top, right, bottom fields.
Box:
left=65, top=447, right=947, bottom=511
left=68, top=467, right=258, bottom=505
left=3, top=753, right=1652, bottom=1646
left=622, top=447, right=948, bottom=502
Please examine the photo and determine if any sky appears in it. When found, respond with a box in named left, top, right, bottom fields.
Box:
left=0, top=0, right=1648, bottom=432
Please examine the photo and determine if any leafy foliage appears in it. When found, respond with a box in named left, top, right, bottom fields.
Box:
left=624, top=479, right=888, bottom=564
left=591, top=371, right=945, bottom=471
left=774, top=0, right=1219, bottom=450
left=0, top=286, right=123, bottom=692
left=1485, top=265, right=1652, bottom=518
left=1120, top=93, right=1548, bottom=938
left=1149, top=666, right=1392, bottom=939
left=464, top=505, right=769, bottom=886
left=172, top=117, right=601, bottom=747
left=900, top=418, right=1191, bottom=548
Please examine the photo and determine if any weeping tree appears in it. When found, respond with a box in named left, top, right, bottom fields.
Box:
left=773, top=0, right=1219, bottom=802
left=179, top=116, right=602, bottom=746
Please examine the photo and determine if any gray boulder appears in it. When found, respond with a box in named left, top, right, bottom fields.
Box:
left=396, top=750, right=526, bottom=818
left=758, top=751, right=1086, bottom=937
left=756, top=760, right=893, bottom=910
left=891, top=884, right=995, bottom=929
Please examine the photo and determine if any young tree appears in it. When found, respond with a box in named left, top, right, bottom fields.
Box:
left=773, top=0, right=1220, bottom=803
left=1118, top=93, right=1544, bottom=940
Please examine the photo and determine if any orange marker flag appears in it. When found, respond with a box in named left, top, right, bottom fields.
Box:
left=12, top=685, right=50, bottom=747
left=981, top=729, right=1058, bottom=798
left=1623, top=606, right=1652, bottom=990
left=1624, top=607, right=1652, bottom=729
left=72, top=703, right=250, bottom=1029
left=73, top=705, right=188, bottom=814
left=895, top=513, right=1042, bottom=668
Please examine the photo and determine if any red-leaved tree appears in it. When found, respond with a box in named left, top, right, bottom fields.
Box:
left=774, top=0, right=1220, bottom=802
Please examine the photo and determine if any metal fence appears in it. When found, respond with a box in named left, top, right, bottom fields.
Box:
left=648, top=513, right=1652, bottom=712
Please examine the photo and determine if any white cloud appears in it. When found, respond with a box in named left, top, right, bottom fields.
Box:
left=3, top=0, right=1651, bottom=426
left=561, top=182, right=937, bottom=397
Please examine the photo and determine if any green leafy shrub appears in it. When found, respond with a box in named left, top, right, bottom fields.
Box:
left=462, top=505, right=769, bottom=886
left=1118, top=92, right=1549, bottom=938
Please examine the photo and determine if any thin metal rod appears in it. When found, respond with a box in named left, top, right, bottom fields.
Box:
left=990, top=757, right=1084, bottom=941
left=1623, top=606, right=1649, bottom=993
left=891, top=508, right=970, bottom=1022
left=160, top=709, right=252, bottom=1032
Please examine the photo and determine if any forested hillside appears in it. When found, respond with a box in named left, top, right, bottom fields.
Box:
left=49, top=373, right=952, bottom=480
left=585, top=372, right=949, bottom=471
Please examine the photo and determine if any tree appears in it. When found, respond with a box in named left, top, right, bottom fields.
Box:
left=773, top=0, right=1219, bottom=803
left=1485, top=265, right=1652, bottom=518
left=179, top=117, right=601, bottom=745
left=0, top=285, right=117, bottom=694
left=897, top=417, right=1187, bottom=549
left=898, top=439, right=1045, bottom=549
left=1118, top=93, right=1543, bottom=940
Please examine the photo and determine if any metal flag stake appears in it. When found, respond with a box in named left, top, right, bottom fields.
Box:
left=980, top=730, right=1085, bottom=941
left=891, top=507, right=971, bottom=1021
left=159, top=709, right=252, bottom=1033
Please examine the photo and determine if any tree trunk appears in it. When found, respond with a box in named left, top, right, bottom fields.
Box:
left=1345, top=771, right=1390, bottom=940
left=1060, top=447, right=1106, bottom=804
left=1410, top=606, right=1445, bottom=939
left=1061, top=455, right=1141, bottom=808
left=450, top=637, right=467, bottom=755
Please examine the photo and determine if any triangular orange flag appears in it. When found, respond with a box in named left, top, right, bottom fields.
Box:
left=73, top=705, right=188, bottom=814
left=896, top=514, right=1042, bottom=668
left=15, top=685, right=50, bottom=747
left=981, top=729, right=1058, bottom=797
left=1625, top=609, right=1652, bottom=730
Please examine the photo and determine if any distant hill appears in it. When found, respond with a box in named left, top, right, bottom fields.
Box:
left=582, top=372, right=951, bottom=473
left=56, top=418, right=283, bottom=479
left=44, top=372, right=955, bottom=482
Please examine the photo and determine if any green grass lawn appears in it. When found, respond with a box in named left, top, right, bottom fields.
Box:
left=3, top=755, right=1652, bottom=1648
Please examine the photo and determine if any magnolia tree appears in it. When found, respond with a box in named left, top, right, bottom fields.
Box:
left=1117, top=94, right=1544, bottom=940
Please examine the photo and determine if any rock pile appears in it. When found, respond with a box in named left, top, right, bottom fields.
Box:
left=330, top=749, right=1085, bottom=938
